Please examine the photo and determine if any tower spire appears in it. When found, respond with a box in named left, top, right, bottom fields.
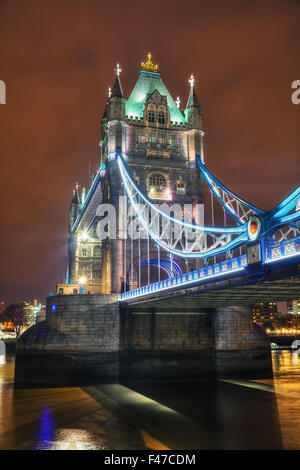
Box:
left=186, top=74, right=200, bottom=108
left=111, top=63, right=124, bottom=98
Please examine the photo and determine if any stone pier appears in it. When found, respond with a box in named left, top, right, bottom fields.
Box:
left=215, top=306, right=272, bottom=377
left=14, top=294, right=272, bottom=387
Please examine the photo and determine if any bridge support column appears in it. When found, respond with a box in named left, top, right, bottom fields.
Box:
left=111, top=239, right=123, bottom=293
left=214, top=306, right=272, bottom=378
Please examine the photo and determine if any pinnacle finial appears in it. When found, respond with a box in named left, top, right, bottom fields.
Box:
left=175, top=96, right=181, bottom=108
left=141, top=52, right=159, bottom=73
left=189, top=74, right=195, bottom=88
left=114, top=63, right=122, bottom=76
left=107, top=86, right=112, bottom=98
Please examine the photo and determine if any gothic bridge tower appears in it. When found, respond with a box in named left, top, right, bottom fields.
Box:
left=68, top=54, right=204, bottom=294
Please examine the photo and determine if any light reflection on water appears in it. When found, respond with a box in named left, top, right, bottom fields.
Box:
left=1, top=349, right=300, bottom=449
left=270, top=349, right=300, bottom=450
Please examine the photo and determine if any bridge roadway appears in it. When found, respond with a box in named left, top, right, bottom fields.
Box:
left=122, top=253, right=300, bottom=310
left=123, top=273, right=300, bottom=310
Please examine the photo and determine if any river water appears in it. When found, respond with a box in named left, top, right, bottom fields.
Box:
left=1, top=350, right=300, bottom=450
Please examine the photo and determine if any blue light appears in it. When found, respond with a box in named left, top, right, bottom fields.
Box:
left=37, top=405, right=55, bottom=449
left=140, top=258, right=182, bottom=277
left=51, top=305, right=56, bottom=311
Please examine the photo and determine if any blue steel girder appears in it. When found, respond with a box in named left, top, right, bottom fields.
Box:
left=196, top=155, right=300, bottom=241
left=261, top=186, right=300, bottom=239
left=117, top=150, right=248, bottom=259
left=117, top=149, right=300, bottom=259
left=196, top=156, right=265, bottom=224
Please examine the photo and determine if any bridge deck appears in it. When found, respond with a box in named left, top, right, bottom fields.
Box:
left=123, top=275, right=300, bottom=310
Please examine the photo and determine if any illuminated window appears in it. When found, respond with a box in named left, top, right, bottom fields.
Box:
left=176, top=180, right=185, bottom=195
left=149, top=174, right=167, bottom=191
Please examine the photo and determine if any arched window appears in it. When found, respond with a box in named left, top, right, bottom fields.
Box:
left=158, top=113, right=166, bottom=124
left=94, top=245, right=101, bottom=257
left=81, top=248, right=87, bottom=257
left=176, top=180, right=186, bottom=195
left=149, top=174, right=167, bottom=191
left=148, top=111, right=155, bottom=123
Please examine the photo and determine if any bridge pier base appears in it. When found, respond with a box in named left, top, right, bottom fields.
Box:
left=14, top=296, right=273, bottom=387
left=214, top=306, right=272, bottom=378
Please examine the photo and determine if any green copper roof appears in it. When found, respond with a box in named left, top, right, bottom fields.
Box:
left=125, top=71, right=186, bottom=124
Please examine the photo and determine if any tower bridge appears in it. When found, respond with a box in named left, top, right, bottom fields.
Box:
left=14, top=54, right=300, bottom=386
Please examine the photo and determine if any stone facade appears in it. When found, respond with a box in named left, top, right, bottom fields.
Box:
left=215, top=306, right=272, bottom=376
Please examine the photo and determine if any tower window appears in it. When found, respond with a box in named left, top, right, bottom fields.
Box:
left=94, top=245, right=101, bottom=257
left=169, top=135, right=176, bottom=146
left=148, top=111, right=155, bottom=123
left=81, top=248, right=87, bottom=257
left=176, top=181, right=186, bottom=195
left=149, top=174, right=167, bottom=191
left=158, top=113, right=166, bottom=124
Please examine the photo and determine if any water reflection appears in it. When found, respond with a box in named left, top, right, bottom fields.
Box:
left=291, top=350, right=300, bottom=365
left=1, top=348, right=300, bottom=449
left=0, top=340, right=6, bottom=365
left=37, top=405, right=55, bottom=448
left=270, top=350, right=300, bottom=450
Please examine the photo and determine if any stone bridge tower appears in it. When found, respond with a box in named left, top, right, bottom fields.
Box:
left=15, top=55, right=273, bottom=388
left=68, top=54, right=204, bottom=294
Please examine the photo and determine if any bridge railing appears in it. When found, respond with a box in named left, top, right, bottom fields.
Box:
left=264, top=235, right=300, bottom=264
left=121, top=253, right=248, bottom=301
left=120, top=235, right=300, bottom=301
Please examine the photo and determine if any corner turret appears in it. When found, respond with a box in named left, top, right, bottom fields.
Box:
left=107, top=64, right=125, bottom=121
left=69, top=182, right=80, bottom=229
left=185, top=74, right=202, bottom=128
left=184, top=75, right=204, bottom=164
